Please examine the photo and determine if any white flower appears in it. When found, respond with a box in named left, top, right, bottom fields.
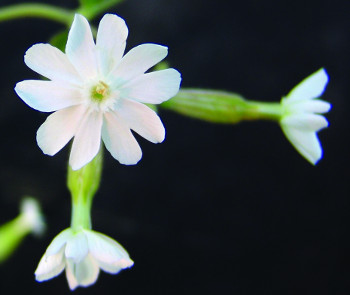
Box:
left=20, top=197, right=45, bottom=236
left=35, top=228, right=133, bottom=290
left=280, top=68, right=331, bottom=164
left=15, top=14, right=181, bottom=170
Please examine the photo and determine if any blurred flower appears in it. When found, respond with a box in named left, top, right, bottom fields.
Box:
left=35, top=228, right=133, bottom=290
left=15, top=13, right=181, bottom=170
left=280, top=68, right=331, bottom=164
left=20, top=197, right=46, bottom=236
left=0, top=197, right=45, bottom=263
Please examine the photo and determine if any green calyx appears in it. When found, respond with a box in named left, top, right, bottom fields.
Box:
left=160, top=88, right=283, bottom=124
left=68, top=148, right=103, bottom=231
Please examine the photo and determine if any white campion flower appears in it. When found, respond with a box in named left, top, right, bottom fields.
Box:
left=35, top=228, right=133, bottom=290
left=280, top=68, right=331, bottom=164
left=15, top=13, right=181, bottom=170
left=20, top=197, right=45, bottom=236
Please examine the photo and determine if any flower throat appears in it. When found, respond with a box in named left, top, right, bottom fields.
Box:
left=91, top=81, right=110, bottom=101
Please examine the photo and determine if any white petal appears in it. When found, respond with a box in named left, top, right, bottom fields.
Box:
left=65, top=255, right=100, bottom=290
left=46, top=228, right=74, bottom=256
left=286, top=99, right=331, bottom=114
left=118, top=99, right=165, bottom=143
left=281, top=113, right=329, bottom=132
left=65, top=259, right=79, bottom=290
left=35, top=247, right=65, bottom=282
left=96, top=14, right=128, bottom=76
left=84, top=230, right=134, bottom=274
left=15, top=80, right=83, bottom=112
left=65, top=231, right=89, bottom=263
left=285, top=68, right=329, bottom=103
left=281, top=125, right=323, bottom=164
left=120, top=68, right=181, bottom=104
left=109, top=43, right=168, bottom=86
left=74, top=254, right=100, bottom=288
left=69, top=110, right=103, bottom=170
left=36, top=105, right=87, bottom=156
left=102, top=111, right=142, bottom=165
left=24, top=43, right=82, bottom=84
left=66, top=14, right=98, bottom=80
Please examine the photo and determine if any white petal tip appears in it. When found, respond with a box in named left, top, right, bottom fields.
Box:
left=73, top=13, right=85, bottom=22
left=119, top=156, right=142, bottom=165
left=69, top=157, right=94, bottom=171
left=69, top=154, right=95, bottom=171
left=156, top=127, right=166, bottom=143
left=281, top=125, right=324, bottom=165
left=121, top=258, right=134, bottom=268
left=69, top=163, right=83, bottom=171
left=35, top=275, right=46, bottom=282
left=150, top=123, right=165, bottom=144
left=284, top=68, right=330, bottom=103
left=23, top=43, right=45, bottom=66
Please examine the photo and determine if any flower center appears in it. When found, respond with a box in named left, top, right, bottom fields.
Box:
left=91, top=81, right=110, bottom=101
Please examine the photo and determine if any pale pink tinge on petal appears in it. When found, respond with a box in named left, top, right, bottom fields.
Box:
left=36, top=105, right=86, bottom=156
left=65, top=259, right=79, bottom=291
left=69, top=110, right=103, bottom=170
left=85, top=230, right=133, bottom=265
left=109, top=43, right=168, bottom=86
left=118, top=99, right=165, bottom=143
left=96, top=14, right=128, bottom=76
left=102, top=111, right=142, bottom=165
left=84, top=230, right=133, bottom=274
left=66, top=14, right=98, bottom=80
left=120, top=68, right=181, bottom=104
left=35, top=247, right=66, bottom=282
left=97, top=259, right=133, bottom=274
left=15, top=80, right=83, bottom=112
left=73, top=254, right=100, bottom=288
left=24, top=43, right=82, bottom=85
left=36, top=105, right=87, bottom=156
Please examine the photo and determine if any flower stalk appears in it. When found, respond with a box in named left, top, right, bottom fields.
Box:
left=68, top=148, right=103, bottom=231
left=160, top=89, right=282, bottom=123
left=0, top=4, right=74, bottom=26
left=0, top=198, right=45, bottom=263
left=77, top=0, right=125, bottom=21
left=161, top=68, right=331, bottom=164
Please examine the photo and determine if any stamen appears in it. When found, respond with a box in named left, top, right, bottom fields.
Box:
left=91, top=81, right=110, bottom=101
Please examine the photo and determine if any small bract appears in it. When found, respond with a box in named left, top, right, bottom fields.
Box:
left=15, top=13, right=181, bottom=170
left=280, top=68, right=331, bottom=164
left=35, top=228, right=133, bottom=290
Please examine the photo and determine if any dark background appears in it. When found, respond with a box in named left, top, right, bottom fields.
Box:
left=0, top=0, right=349, bottom=294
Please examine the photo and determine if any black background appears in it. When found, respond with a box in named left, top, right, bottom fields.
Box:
left=0, top=0, right=349, bottom=294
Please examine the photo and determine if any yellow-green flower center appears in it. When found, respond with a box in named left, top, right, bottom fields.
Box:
left=91, top=81, right=110, bottom=101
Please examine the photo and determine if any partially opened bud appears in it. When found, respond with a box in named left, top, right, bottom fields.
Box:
left=280, top=68, right=331, bottom=164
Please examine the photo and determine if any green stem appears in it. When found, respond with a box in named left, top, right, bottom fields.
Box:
left=242, top=100, right=282, bottom=121
left=68, top=148, right=103, bottom=231
left=0, top=215, right=31, bottom=263
left=77, top=0, right=125, bottom=20
left=0, top=4, right=74, bottom=26
left=70, top=193, right=92, bottom=231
